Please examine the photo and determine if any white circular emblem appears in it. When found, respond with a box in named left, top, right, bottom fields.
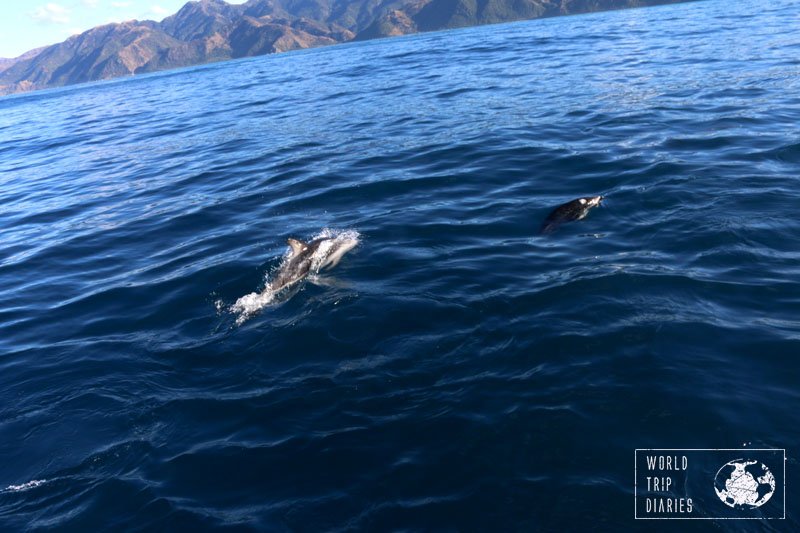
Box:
left=714, top=459, right=775, bottom=509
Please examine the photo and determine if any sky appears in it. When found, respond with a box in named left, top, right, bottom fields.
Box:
left=0, top=0, right=247, bottom=58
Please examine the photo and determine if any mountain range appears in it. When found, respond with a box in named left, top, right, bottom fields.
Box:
left=0, top=0, right=690, bottom=95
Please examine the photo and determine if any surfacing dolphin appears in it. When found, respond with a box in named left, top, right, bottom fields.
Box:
left=270, top=235, right=358, bottom=293
left=540, top=195, right=604, bottom=234
left=230, top=229, right=360, bottom=324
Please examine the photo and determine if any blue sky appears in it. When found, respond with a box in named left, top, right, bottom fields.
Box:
left=0, top=1, right=247, bottom=58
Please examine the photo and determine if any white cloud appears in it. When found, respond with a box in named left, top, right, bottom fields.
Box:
left=82, top=0, right=99, bottom=7
left=30, top=3, right=70, bottom=24
left=111, top=1, right=131, bottom=7
left=150, top=5, right=169, bottom=16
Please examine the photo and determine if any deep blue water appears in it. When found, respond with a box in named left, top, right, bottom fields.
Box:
left=1, top=0, right=799, bottom=530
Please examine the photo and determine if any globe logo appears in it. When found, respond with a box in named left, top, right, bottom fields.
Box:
left=714, top=459, right=776, bottom=509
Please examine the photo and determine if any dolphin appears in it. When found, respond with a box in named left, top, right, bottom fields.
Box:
left=269, top=235, right=358, bottom=293
left=539, top=195, right=604, bottom=234
left=229, top=231, right=359, bottom=324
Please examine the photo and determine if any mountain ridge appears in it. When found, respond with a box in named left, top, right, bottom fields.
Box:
left=0, top=0, right=692, bottom=95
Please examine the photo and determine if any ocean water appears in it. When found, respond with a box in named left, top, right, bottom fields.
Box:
left=1, top=0, right=799, bottom=530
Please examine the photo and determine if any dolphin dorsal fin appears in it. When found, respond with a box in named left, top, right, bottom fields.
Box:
left=287, top=238, right=306, bottom=255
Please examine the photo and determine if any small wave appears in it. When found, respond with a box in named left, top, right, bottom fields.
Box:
left=229, top=228, right=360, bottom=324
left=4, top=479, right=47, bottom=492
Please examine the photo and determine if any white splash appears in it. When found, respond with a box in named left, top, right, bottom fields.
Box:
left=230, top=228, right=360, bottom=325
left=5, top=479, right=46, bottom=492
left=230, top=287, right=279, bottom=325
